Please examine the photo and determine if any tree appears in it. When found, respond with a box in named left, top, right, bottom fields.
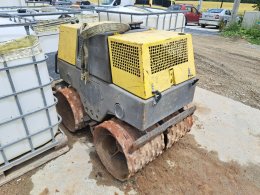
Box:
left=231, top=0, right=241, bottom=23
left=220, top=0, right=224, bottom=8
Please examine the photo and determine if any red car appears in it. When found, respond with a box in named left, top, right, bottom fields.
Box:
left=167, top=4, right=201, bottom=25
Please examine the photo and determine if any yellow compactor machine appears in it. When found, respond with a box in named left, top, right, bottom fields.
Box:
left=55, top=22, right=198, bottom=181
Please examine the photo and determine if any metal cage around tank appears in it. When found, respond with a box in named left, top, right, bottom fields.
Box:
left=96, top=6, right=186, bottom=32
left=0, top=23, right=62, bottom=173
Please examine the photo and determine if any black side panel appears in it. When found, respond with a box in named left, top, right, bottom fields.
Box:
left=88, top=34, right=112, bottom=83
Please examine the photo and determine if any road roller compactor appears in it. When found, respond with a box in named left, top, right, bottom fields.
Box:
left=55, top=21, right=198, bottom=181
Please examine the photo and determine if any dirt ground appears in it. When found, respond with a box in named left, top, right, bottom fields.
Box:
left=90, top=134, right=260, bottom=195
left=2, top=132, right=259, bottom=195
left=1, top=35, right=260, bottom=195
left=193, top=35, right=260, bottom=110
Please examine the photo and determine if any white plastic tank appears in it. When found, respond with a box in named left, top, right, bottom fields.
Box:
left=0, top=0, right=24, bottom=7
left=0, top=35, right=60, bottom=165
left=0, top=18, right=35, bottom=42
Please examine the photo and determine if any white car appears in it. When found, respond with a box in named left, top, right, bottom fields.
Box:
left=199, top=8, right=231, bottom=28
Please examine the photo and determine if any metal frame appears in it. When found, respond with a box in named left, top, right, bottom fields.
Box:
left=0, top=5, right=50, bottom=9
left=0, top=10, right=82, bottom=23
left=129, top=106, right=196, bottom=153
left=57, top=25, right=195, bottom=130
left=6, top=11, right=82, bottom=17
left=0, top=5, right=87, bottom=13
left=96, top=8, right=186, bottom=31
left=58, top=59, right=196, bottom=131
left=0, top=24, right=62, bottom=173
left=0, top=5, right=184, bottom=31
left=0, top=5, right=92, bottom=11
left=25, top=1, right=51, bottom=6
left=56, top=6, right=95, bottom=13
left=0, top=21, right=36, bottom=27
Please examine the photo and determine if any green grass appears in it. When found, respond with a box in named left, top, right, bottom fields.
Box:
left=221, top=23, right=260, bottom=45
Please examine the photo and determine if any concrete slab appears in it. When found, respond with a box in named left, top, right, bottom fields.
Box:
left=185, top=25, right=219, bottom=36
left=192, top=87, right=260, bottom=165
left=29, top=87, right=260, bottom=194
left=30, top=142, right=131, bottom=195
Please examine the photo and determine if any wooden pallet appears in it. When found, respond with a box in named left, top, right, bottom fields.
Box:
left=0, top=130, right=69, bottom=186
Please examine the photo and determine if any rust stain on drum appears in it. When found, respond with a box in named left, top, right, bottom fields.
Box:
left=93, top=115, right=194, bottom=181
left=56, top=87, right=86, bottom=132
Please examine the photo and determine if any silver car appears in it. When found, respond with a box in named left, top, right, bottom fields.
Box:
left=199, top=8, right=231, bottom=28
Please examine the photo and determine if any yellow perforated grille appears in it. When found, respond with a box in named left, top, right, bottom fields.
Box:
left=110, top=41, right=140, bottom=77
left=149, top=38, right=188, bottom=74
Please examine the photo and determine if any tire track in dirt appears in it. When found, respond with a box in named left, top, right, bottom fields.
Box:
left=89, top=134, right=260, bottom=195
left=193, top=35, right=260, bottom=109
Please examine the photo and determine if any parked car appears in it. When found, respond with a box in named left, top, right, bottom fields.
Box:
left=199, top=8, right=231, bottom=28
left=167, top=4, right=201, bottom=25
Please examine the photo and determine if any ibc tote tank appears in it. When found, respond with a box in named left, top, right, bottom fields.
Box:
left=0, top=35, right=60, bottom=166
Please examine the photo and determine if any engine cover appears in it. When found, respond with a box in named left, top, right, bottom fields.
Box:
left=108, top=30, right=196, bottom=99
